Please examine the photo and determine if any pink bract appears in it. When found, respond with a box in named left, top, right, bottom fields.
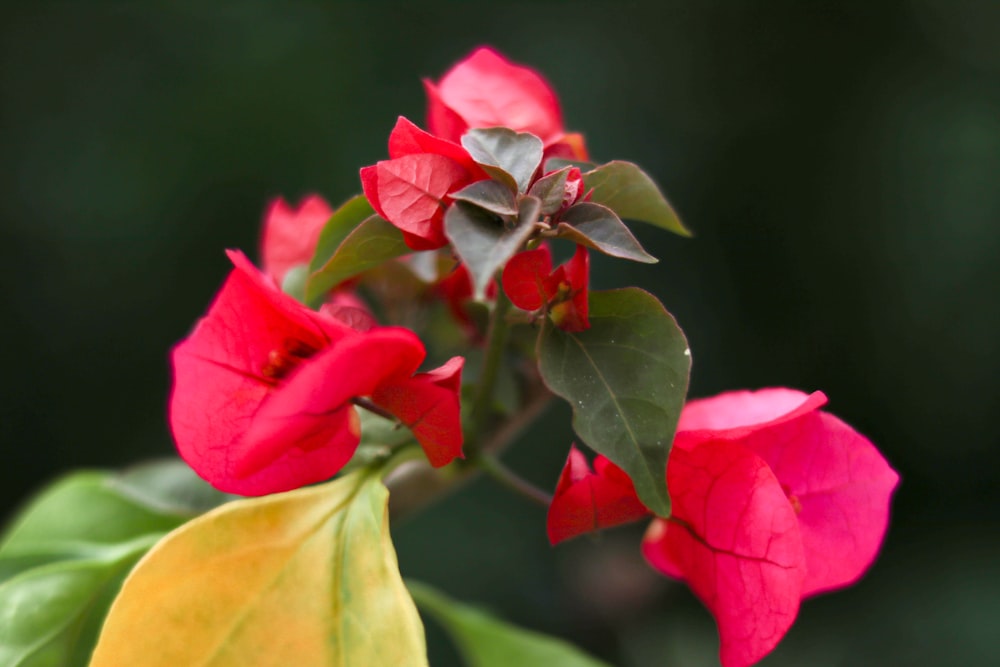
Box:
left=424, top=47, right=589, bottom=160
left=361, top=117, right=487, bottom=250
left=259, top=194, right=332, bottom=285
left=547, top=445, right=650, bottom=545
left=501, top=243, right=590, bottom=332
left=169, top=250, right=464, bottom=495
left=642, top=388, right=900, bottom=667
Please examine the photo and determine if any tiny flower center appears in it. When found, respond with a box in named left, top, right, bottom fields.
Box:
left=781, top=483, right=803, bottom=515
left=261, top=338, right=318, bottom=382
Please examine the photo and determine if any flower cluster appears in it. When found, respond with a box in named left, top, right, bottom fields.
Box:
left=548, top=388, right=899, bottom=667
left=166, top=46, right=898, bottom=667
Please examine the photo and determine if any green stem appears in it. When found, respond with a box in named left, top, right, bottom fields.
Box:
left=475, top=453, right=553, bottom=507
left=376, top=443, right=425, bottom=480
left=466, top=286, right=512, bottom=454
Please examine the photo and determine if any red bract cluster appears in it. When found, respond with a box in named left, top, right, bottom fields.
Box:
left=548, top=388, right=898, bottom=667
left=361, top=117, right=488, bottom=250
left=423, top=47, right=588, bottom=160
left=169, top=250, right=464, bottom=496
left=502, top=243, right=590, bottom=331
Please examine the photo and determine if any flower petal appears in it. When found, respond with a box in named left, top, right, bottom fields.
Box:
left=235, top=327, right=426, bottom=479
left=501, top=245, right=554, bottom=311
left=387, top=116, right=484, bottom=176
left=169, top=251, right=358, bottom=495
left=428, top=47, right=565, bottom=146
left=642, top=439, right=806, bottom=667
left=547, top=446, right=650, bottom=545
left=259, top=195, right=332, bottom=284
left=360, top=154, right=472, bottom=249
left=371, top=356, right=465, bottom=468
left=743, top=409, right=900, bottom=596
left=676, top=388, right=828, bottom=440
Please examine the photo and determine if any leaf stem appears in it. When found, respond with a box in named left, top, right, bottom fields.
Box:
left=474, top=453, right=553, bottom=507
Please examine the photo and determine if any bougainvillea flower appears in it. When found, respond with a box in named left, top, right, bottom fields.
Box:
left=547, top=445, right=650, bottom=545
left=169, top=250, right=464, bottom=496
left=361, top=116, right=488, bottom=250
left=424, top=47, right=588, bottom=160
left=501, top=243, right=589, bottom=331
left=259, top=194, right=332, bottom=285
left=641, top=388, right=899, bottom=667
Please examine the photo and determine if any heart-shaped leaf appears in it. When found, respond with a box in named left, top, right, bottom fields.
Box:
left=528, top=167, right=572, bottom=215
left=462, top=128, right=544, bottom=193
left=555, top=202, right=658, bottom=264
left=444, top=197, right=541, bottom=300
left=89, top=470, right=427, bottom=667
left=407, top=580, right=610, bottom=667
left=451, top=179, right=519, bottom=217
left=583, top=161, right=690, bottom=236
left=537, top=288, right=691, bottom=516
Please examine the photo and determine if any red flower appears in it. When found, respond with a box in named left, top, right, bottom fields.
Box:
left=169, top=250, right=464, bottom=496
left=259, top=194, right=332, bottom=285
left=547, top=445, right=650, bottom=545
left=501, top=243, right=589, bottom=332
left=647, top=389, right=898, bottom=667
left=547, top=388, right=898, bottom=667
left=361, top=116, right=488, bottom=250
left=424, top=47, right=588, bottom=160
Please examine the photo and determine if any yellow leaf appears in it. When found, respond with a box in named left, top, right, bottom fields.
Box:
left=89, top=471, right=427, bottom=667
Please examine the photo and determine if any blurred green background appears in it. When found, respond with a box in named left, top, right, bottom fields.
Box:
left=2, top=2, right=997, bottom=665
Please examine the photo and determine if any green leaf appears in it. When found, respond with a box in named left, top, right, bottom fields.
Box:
left=537, top=288, right=691, bottom=516
left=555, top=202, right=658, bottom=264
left=280, top=263, right=309, bottom=302
left=462, top=128, right=544, bottom=193
left=0, top=470, right=199, bottom=582
left=451, top=180, right=519, bottom=217
left=90, top=471, right=427, bottom=667
left=306, top=214, right=411, bottom=307
left=110, top=458, right=232, bottom=516
left=528, top=167, right=571, bottom=215
left=583, top=161, right=690, bottom=236
left=0, top=537, right=158, bottom=667
left=307, top=194, right=375, bottom=272
left=407, top=581, right=610, bottom=667
left=0, top=465, right=213, bottom=666
left=444, top=197, right=541, bottom=300
left=542, top=158, right=596, bottom=173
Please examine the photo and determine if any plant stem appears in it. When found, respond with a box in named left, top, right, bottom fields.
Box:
left=474, top=453, right=553, bottom=507
left=352, top=396, right=397, bottom=422
left=466, top=286, right=512, bottom=454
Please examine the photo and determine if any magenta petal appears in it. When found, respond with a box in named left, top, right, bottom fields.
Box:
left=371, top=356, right=465, bottom=469
left=360, top=154, right=471, bottom=249
left=676, top=388, right=828, bottom=442
left=423, top=78, right=469, bottom=144
left=235, top=328, right=426, bottom=479
left=387, top=116, right=484, bottom=176
left=642, top=439, right=806, bottom=667
left=501, top=245, right=554, bottom=311
left=745, top=410, right=900, bottom=596
left=259, top=194, right=332, bottom=285
left=547, top=446, right=650, bottom=545
left=169, top=251, right=357, bottom=495
left=432, top=47, right=565, bottom=145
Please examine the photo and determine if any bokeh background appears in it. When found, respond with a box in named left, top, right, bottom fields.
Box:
left=2, top=2, right=998, bottom=665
